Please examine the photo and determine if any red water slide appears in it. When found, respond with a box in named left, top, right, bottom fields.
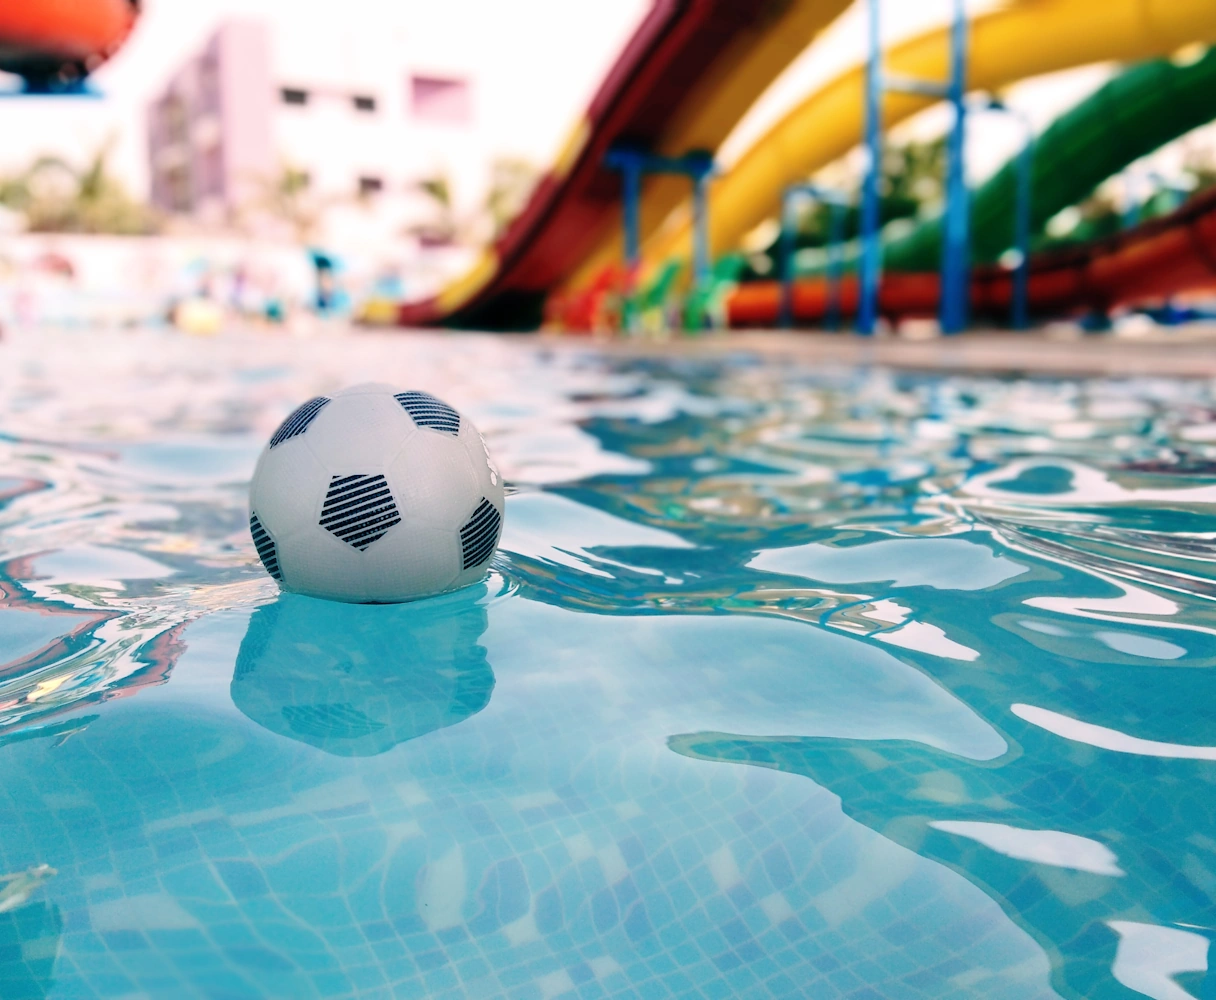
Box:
left=0, top=0, right=138, bottom=84
left=729, top=188, right=1216, bottom=327
left=397, top=0, right=844, bottom=331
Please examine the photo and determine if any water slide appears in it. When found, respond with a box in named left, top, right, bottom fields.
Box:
left=721, top=46, right=1216, bottom=284
left=725, top=46, right=1216, bottom=326
left=572, top=0, right=1216, bottom=303
left=0, top=0, right=137, bottom=87
left=590, top=46, right=1216, bottom=331
left=728, top=186, right=1216, bottom=326
left=885, top=46, right=1216, bottom=272
left=396, top=0, right=854, bottom=330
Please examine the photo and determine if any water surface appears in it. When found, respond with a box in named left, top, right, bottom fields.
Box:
left=1, top=328, right=1215, bottom=999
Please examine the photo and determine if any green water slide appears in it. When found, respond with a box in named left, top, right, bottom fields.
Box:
left=886, top=45, right=1216, bottom=271
left=640, top=47, right=1216, bottom=309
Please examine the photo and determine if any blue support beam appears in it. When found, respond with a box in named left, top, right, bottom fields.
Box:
left=864, top=0, right=971, bottom=337
left=981, top=96, right=1034, bottom=330
left=825, top=200, right=846, bottom=331
left=779, top=196, right=797, bottom=330
left=939, top=0, right=970, bottom=334
left=1011, top=126, right=1034, bottom=331
left=858, top=0, right=884, bottom=336
left=620, top=161, right=643, bottom=271
left=0, top=80, right=102, bottom=99
left=605, top=148, right=715, bottom=331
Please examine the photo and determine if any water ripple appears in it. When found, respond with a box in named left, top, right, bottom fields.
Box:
left=2, top=329, right=1216, bottom=998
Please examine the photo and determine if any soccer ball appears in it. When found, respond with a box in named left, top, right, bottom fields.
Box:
left=249, top=383, right=504, bottom=603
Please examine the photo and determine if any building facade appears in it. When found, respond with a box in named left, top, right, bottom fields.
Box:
left=147, top=21, right=276, bottom=224
left=146, top=18, right=485, bottom=270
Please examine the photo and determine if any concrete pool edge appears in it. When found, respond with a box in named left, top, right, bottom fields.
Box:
left=519, top=327, right=1216, bottom=378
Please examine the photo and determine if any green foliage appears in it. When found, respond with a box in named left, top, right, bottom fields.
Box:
left=416, top=175, right=452, bottom=210
left=257, top=164, right=324, bottom=242
left=407, top=172, right=457, bottom=244
left=0, top=137, right=156, bottom=235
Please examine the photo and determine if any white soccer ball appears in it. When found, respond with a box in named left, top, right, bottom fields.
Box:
left=249, top=383, right=504, bottom=603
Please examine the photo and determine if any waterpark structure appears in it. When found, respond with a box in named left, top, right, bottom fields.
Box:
left=5, top=0, right=1216, bottom=334
left=0, top=0, right=137, bottom=92
left=392, top=0, right=1216, bottom=334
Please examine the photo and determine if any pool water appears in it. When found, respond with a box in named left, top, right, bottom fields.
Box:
left=1, top=329, right=1215, bottom=1000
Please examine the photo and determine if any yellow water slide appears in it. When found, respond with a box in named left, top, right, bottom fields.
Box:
left=596, top=0, right=858, bottom=269
left=566, top=0, right=1216, bottom=295
left=395, top=0, right=853, bottom=327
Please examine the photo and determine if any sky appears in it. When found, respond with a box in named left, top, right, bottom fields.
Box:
left=0, top=0, right=651, bottom=194
left=0, top=0, right=1209, bottom=204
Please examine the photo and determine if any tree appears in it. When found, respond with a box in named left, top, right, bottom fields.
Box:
left=0, top=136, right=155, bottom=234
left=253, top=164, right=325, bottom=243
left=407, top=172, right=457, bottom=245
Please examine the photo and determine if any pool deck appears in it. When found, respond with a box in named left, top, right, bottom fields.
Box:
left=547, top=325, right=1216, bottom=378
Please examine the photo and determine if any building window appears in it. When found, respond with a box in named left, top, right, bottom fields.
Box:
left=352, top=94, right=377, bottom=113
left=409, top=75, right=470, bottom=124
left=280, top=87, right=309, bottom=106
left=358, top=175, right=384, bottom=196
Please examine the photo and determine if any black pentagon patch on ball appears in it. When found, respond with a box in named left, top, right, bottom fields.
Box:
left=460, top=498, right=501, bottom=570
left=395, top=390, right=460, bottom=435
left=270, top=396, right=330, bottom=448
left=320, top=474, right=401, bottom=551
left=249, top=513, right=282, bottom=581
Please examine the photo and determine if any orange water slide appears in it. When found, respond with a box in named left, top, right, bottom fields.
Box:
left=728, top=188, right=1216, bottom=327
left=0, top=0, right=138, bottom=84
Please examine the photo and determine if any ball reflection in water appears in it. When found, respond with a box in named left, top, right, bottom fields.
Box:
left=231, top=587, right=494, bottom=757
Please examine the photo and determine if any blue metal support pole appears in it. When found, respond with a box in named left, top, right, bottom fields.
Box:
left=779, top=191, right=797, bottom=329
left=980, top=96, right=1034, bottom=330
left=606, top=148, right=715, bottom=333
left=620, top=156, right=642, bottom=333
left=858, top=0, right=883, bottom=336
left=826, top=201, right=846, bottom=331
left=939, top=0, right=970, bottom=334
left=621, top=157, right=642, bottom=271
left=1012, top=129, right=1033, bottom=330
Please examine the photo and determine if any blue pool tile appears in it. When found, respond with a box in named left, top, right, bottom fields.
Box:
left=213, top=860, right=270, bottom=899
left=100, top=929, right=149, bottom=950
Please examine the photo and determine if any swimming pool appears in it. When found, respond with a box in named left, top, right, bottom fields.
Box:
left=1, top=328, right=1214, bottom=999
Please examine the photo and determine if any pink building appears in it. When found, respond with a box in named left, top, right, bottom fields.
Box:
left=147, top=21, right=275, bottom=221
left=146, top=18, right=480, bottom=239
